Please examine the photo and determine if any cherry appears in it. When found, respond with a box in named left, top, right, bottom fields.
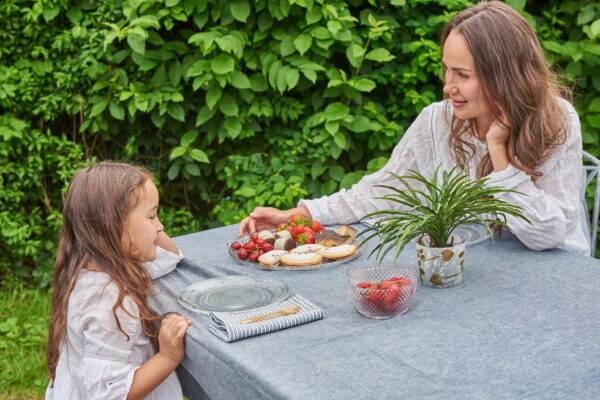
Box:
left=243, top=242, right=256, bottom=251
left=250, top=234, right=259, bottom=242
left=237, top=249, right=249, bottom=260
left=255, top=238, right=266, bottom=246
left=248, top=252, right=260, bottom=262
left=230, top=242, right=242, bottom=250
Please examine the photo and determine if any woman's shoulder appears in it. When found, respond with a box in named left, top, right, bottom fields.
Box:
left=554, top=96, right=578, bottom=117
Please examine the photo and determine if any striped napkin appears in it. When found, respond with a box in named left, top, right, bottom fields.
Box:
left=208, top=295, right=324, bottom=342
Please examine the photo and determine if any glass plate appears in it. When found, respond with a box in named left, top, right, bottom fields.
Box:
left=178, top=275, right=289, bottom=314
left=450, top=223, right=492, bottom=246
left=361, top=218, right=492, bottom=246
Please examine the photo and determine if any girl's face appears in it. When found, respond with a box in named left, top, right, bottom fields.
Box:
left=123, top=179, right=164, bottom=262
left=442, top=29, right=493, bottom=133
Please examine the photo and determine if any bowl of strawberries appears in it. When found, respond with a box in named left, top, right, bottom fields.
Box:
left=346, top=266, right=417, bottom=319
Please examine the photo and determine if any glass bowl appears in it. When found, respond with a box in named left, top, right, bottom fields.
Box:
left=346, top=266, right=417, bottom=319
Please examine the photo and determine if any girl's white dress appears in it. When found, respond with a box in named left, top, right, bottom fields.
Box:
left=300, top=99, right=590, bottom=256
left=45, top=246, right=184, bottom=400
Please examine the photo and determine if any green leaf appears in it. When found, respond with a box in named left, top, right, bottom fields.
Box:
left=127, top=34, right=146, bottom=54
left=250, top=74, right=268, bottom=92
left=365, top=48, right=395, bottom=62
left=196, top=106, right=215, bottom=126
left=589, top=98, right=600, bottom=113
left=333, top=131, right=347, bottom=149
left=280, top=36, right=296, bottom=57
left=294, top=34, right=312, bottom=55
left=306, top=6, right=321, bottom=24
left=346, top=115, right=371, bottom=132
left=229, top=71, right=251, bottom=89
left=181, top=130, right=199, bottom=147
left=235, top=187, right=257, bottom=197
left=168, top=161, right=181, bottom=180
left=591, top=19, right=600, bottom=38
left=224, top=118, right=242, bottom=138
left=340, top=171, right=364, bottom=189
left=285, top=68, right=300, bottom=90
left=311, top=163, right=327, bottom=178
left=273, top=182, right=286, bottom=193
left=168, top=103, right=185, bottom=121
left=185, top=163, right=201, bottom=176
left=390, top=0, right=405, bottom=5
left=190, top=148, right=209, bottom=163
left=588, top=114, right=600, bottom=129
left=350, top=78, right=376, bottom=92
left=329, top=165, right=345, bottom=181
left=168, top=61, right=183, bottom=85
left=219, top=94, right=238, bottom=116
left=325, top=121, right=339, bottom=135
left=206, top=85, right=222, bottom=109
left=211, top=54, right=235, bottom=74
left=109, top=101, right=125, bottom=120
left=230, top=0, right=250, bottom=22
left=324, top=102, right=349, bottom=121
left=90, top=98, right=109, bottom=117
left=170, top=146, right=187, bottom=159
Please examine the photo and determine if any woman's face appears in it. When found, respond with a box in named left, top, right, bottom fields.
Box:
left=122, top=178, right=164, bottom=262
left=442, top=29, right=493, bottom=132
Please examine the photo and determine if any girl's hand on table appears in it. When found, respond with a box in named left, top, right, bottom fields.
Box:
left=157, top=315, right=191, bottom=365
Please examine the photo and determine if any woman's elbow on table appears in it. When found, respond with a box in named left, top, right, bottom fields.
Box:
left=510, top=213, right=567, bottom=252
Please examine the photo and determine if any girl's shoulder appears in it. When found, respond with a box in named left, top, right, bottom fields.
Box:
left=70, top=270, right=139, bottom=317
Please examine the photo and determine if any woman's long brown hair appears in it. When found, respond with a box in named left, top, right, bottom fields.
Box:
left=46, top=161, right=161, bottom=380
left=441, top=1, right=571, bottom=178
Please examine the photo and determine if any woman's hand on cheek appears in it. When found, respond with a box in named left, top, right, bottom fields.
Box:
left=485, top=112, right=510, bottom=147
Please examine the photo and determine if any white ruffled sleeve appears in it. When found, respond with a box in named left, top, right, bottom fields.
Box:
left=484, top=100, right=589, bottom=254
left=144, top=246, right=184, bottom=279
left=299, top=104, right=436, bottom=225
left=76, top=285, right=142, bottom=399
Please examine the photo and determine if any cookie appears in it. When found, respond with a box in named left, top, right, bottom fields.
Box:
left=258, top=250, right=288, bottom=266
left=317, top=244, right=357, bottom=260
left=274, top=238, right=296, bottom=251
left=280, top=252, right=323, bottom=267
left=291, top=244, right=325, bottom=254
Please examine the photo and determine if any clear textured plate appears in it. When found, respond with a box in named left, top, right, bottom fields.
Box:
left=361, top=218, right=492, bottom=246
left=178, top=276, right=289, bottom=314
left=450, top=223, right=492, bottom=245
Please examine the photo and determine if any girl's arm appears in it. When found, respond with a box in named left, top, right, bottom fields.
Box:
left=127, top=315, right=191, bottom=400
left=156, top=231, right=180, bottom=255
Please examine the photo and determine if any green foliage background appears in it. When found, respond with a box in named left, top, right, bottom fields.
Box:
left=1, top=0, right=599, bottom=287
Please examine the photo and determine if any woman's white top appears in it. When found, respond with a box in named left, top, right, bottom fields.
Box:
left=300, top=99, right=591, bottom=256
left=45, top=246, right=184, bottom=400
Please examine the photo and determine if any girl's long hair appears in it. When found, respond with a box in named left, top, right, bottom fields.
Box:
left=441, top=1, right=571, bottom=178
left=46, top=161, right=160, bottom=380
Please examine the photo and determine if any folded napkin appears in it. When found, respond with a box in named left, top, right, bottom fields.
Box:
left=208, top=295, right=324, bottom=342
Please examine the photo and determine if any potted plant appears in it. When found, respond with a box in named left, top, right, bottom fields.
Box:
left=359, top=166, right=531, bottom=288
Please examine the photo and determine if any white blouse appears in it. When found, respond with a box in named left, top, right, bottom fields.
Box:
left=300, top=99, right=591, bottom=256
left=46, top=246, right=185, bottom=400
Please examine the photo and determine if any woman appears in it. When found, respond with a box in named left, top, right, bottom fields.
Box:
left=238, top=1, right=590, bottom=256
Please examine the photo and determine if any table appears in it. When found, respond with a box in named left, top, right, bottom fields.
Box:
left=151, top=224, right=600, bottom=400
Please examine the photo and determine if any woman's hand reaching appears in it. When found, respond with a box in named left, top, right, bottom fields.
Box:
left=237, top=206, right=312, bottom=237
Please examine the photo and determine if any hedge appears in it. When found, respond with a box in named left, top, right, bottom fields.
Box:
left=1, top=0, right=599, bottom=287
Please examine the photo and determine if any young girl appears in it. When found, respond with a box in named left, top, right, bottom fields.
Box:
left=46, top=161, right=191, bottom=399
left=239, top=1, right=590, bottom=256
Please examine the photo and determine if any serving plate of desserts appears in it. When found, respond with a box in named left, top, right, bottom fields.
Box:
left=228, top=215, right=361, bottom=271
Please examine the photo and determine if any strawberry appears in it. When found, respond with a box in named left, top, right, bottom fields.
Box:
left=311, top=220, right=325, bottom=232
left=297, top=231, right=315, bottom=244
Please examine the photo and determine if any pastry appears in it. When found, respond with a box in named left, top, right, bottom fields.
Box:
left=257, top=230, right=275, bottom=240
left=273, top=238, right=296, bottom=251
left=280, top=252, right=323, bottom=267
left=336, top=225, right=357, bottom=239
left=291, top=244, right=325, bottom=254
left=275, top=230, right=293, bottom=240
left=317, top=244, right=357, bottom=260
left=258, top=250, right=288, bottom=266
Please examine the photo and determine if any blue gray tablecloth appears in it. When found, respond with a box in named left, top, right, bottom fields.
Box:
left=150, top=224, right=600, bottom=400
